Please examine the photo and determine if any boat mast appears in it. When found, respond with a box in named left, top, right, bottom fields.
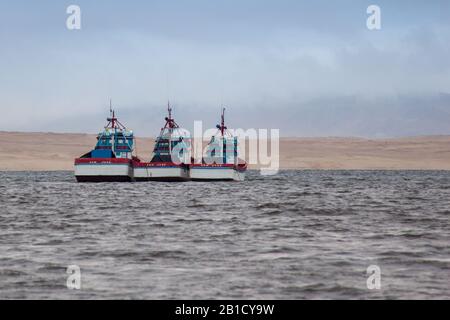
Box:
left=168, top=101, right=172, bottom=157
left=107, top=99, right=118, bottom=130
left=217, top=107, right=227, bottom=136
left=165, top=100, right=176, bottom=129
left=221, top=107, right=225, bottom=136
left=110, top=99, right=116, bottom=130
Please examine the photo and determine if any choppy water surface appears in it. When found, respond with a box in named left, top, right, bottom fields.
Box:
left=0, top=170, right=449, bottom=299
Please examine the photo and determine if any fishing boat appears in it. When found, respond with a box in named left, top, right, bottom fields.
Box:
left=190, top=108, right=247, bottom=181
left=133, top=103, right=190, bottom=181
left=74, top=106, right=135, bottom=182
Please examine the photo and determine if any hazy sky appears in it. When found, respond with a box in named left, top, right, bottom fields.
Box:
left=1, top=0, right=450, bottom=136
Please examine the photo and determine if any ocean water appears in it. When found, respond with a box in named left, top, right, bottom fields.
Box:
left=0, top=170, right=449, bottom=299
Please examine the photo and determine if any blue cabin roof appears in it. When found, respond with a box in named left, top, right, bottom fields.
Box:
left=81, top=109, right=135, bottom=159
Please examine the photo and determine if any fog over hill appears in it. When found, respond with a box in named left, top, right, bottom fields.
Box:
left=30, top=93, right=450, bottom=138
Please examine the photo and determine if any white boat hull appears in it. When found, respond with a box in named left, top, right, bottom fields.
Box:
left=133, top=164, right=189, bottom=181
left=190, top=166, right=245, bottom=181
left=74, top=162, right=133, bottom=182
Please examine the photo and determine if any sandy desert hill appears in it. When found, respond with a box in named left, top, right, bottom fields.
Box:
left=0, top=131, right=450, bottom=171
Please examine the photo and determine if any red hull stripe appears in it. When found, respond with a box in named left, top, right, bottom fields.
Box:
left=190, top=164, right=235, bottom=168
left=74, top=158, right=247, bottom=171
left=190, top=163, right=247, bottom=172
left=132, top=161, right=184, bottom=167
left=75, top=158, right=131, bottom=165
